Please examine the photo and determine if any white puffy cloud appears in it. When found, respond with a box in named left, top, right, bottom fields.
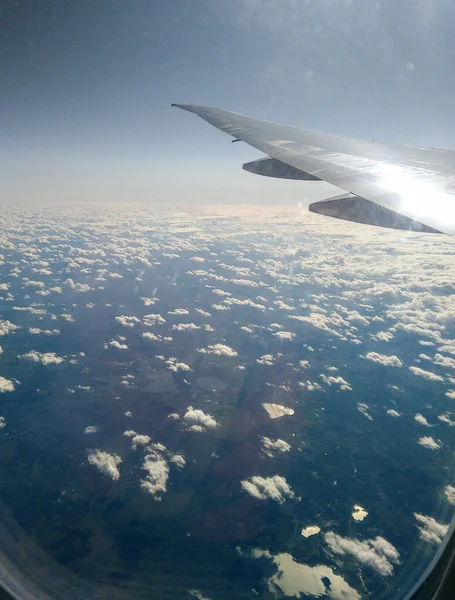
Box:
left=0, top=320, right=18, bottom=336
left=84, top=426, right=98, bottom=434
left=198, top=343, right=238, bottom=357
left=299, top=380, right=322, bottom=392
left=320, top=374, right=352, bottom=391
left=166, top=358, right=191, bottom=372
left=418, top=436, right=441, bottom=450
left=115, top=315, right=140, bottom=328
left=64, top=278, right=91, bottom=293
left=141, top=452, right=169, bottom=499
left=0, top=417, right=5, bottom=428
left=444, top=485, right=455, bottom=505
left=370, top=331, right=394, bottom=342
left=414, top=513, right=449, bottom=544
left=364, top=352, right=403, bottom=367
left=409, top=367, right=444, bottom=382
left=439, top=413, right=455, bottom=426
left=169, top=454, right=186, bottom=468
left=387, top=409, right=401, bottom=417
left=0, top=377, right=15, bottom=393
left=241, top=475, right=296, bottom=503
left=256, top=354, right=275, bottom=366
left=107, top=340, right=128, bottom=350
left=324, top=532, right=400, bottom=576
left=168, top=308, right=189, bottom=315
left=414, top=413, right=431, bottom=427
left=183, top=406, right=218, bottom=431
left=142, top=332, right=172, bottom=343
left=261, top=437, right=291, bottom=458
left=172, top=323, right=200, bottom=331
left=434, top=353, right=455, bottom=369
left=143, top=313, right=166, bottom=325
left=20, top=351, right=64, bottom=365
left=124, top=431, right=151, bottom=449
left=88, top=450, right=122, bottom=480
left=195, top=308, right=211, bottom=317
left=274, top=331, right=295, bottom=341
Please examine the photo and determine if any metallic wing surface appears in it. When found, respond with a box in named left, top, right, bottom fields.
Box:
left=172, top=104, right=455, bottom=236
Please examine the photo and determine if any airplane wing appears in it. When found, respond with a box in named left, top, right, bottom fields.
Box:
left=172, top=103, right=455, bottom=236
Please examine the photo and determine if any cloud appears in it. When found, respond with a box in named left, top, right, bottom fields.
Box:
left=168, top=308, right=189, bottom=315
left=143, top=313, right=166, bottom=325
left=444, top=485, right=455, bottom=505
left=0, top=320, right=18, bottom=336
left=107, top=340, right=128, bottom=350
left=320, top=374, right=352, bottom=391
left=84, top=426, right=98, bottom=434
left=434, top=353, right=455, bottom=369
left=241, top=475, right=296, bottom=503
left=166, top=358, right=191, bottom=372
left=299, top=380, right=322, bottom=392
left=140, top=452, right=169, bottom=500
left=172, top=323, right=200, bottom=331
left=324, top=532, right=400, bottom=576
left=387, top=409, right=401, bottom=417
left=418, top=436, right=441, bottom=450
left=183, top=406, right=218, bottom=431
left=198, top=343, right=238, bottom=357
left=0, top=377, right=15, bottom=393
left=414, top=513, right=449, bottom=544
left=115, top=315, right=140, bottom=328
left=364, top=352, right=403, bottom=367
left=20, top=351, right=64, bottom=365
left=370, top=331, right=394, bottom=342
left=274, top=331, right=295, bottom=341
left=261, top=437, right=291, bottom=457
left=256, top=354, right=275, bottom=366
left=409, top=367, right=444, bottom=382
left=142, top=332, right=172, bottom=343
left=414, top=413, right=431, bottom=427
left=357, top=403, right=373, bottom=420
left=88, top=450, right=122, bottom=480
left=0, top=417, right=5, bottom=429
left=64, top=278, right=91, bottom=292
left=169, top=454, right=186, bottom=468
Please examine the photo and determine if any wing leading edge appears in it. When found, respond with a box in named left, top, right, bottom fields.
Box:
left=172, top=103, right=455, bottom=236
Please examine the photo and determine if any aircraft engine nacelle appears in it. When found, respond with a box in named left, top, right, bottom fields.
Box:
left=243, top=157, right=321, bottom=181
left=309, top=194, right=441, bottom=233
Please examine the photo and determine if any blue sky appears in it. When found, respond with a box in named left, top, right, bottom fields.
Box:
left=1, top=0, right=454, bottom=203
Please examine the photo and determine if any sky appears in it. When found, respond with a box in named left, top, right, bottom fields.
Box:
left=1, top=0, right=454, bottom=204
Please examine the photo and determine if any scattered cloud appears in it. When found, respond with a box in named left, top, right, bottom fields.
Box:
left=183, top=406, right=218, bottom=431
left=0, top=377, right=15, bottom=393
left=324, top=532, right=400, bottom=576
left=88, top=450, right=122, bottom=480
left=418, top=436, right=441, bottom=450
left=198, top=343, right=238, bottom=357
left=19, top=351, right=64, bottom=365
left=414, top=513, right=449, bottom=544
left=409, top=367, right=444, bottom=382
left=364, top=352, right=403, bottom=367
left=261, top=437, right=291, bottom=458
left=241, top=475, right=296, bottom=503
